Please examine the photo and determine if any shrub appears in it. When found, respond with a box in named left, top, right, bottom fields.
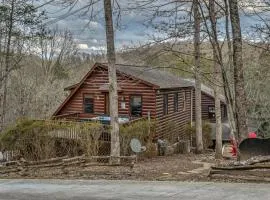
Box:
left=0, top=119, right=104, bottom=160
left=185, top=121, right=213, bottom=149
left=119, top=119, right=156, bottom=156
left=0, top=118, right=157, bottom=160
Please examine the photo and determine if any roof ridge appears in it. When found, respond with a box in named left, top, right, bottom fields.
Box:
left=101, top=62, right=163, bottom=69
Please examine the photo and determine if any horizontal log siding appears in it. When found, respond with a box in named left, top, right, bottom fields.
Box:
left=155, top=89, right=192, bottom=141
left=191, top=89, right=228, bottom=123
left=58, top=66, right=156, bottom=118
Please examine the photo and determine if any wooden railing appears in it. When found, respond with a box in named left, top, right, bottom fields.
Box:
left=52, top=112, right=80, bottom=120
left=122, top=117, right=147, bottom=126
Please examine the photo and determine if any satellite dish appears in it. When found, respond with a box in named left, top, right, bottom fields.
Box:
left=130, top=138, right=142, bottom=153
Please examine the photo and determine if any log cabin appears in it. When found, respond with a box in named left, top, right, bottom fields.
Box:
left=53, top=63, right=227, bottom=140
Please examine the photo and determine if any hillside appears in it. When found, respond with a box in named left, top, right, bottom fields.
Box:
left=1, top=40, right=269, bottom=131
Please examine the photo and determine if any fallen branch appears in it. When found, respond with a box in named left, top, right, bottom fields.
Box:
left=25, top=156, right=68, bottom=166
left=62, top=160, right=85, bottom=167
left=245, top=156, right=270, bottom=165
left=62, top=155, right=85, bottom=163
left=1, top=161, right=20, bottom=167
left=0, top=155, right=137, bottom=176
left=27, top=162, right=64, bottom=169
left=212, top=164, right=270, bottom=170
left=0, top=167, right=22, bottom=174
left=209, top=168, right=270, bottom=178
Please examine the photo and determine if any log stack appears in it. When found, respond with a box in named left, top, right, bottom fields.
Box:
left=209, top=155, right=270, bottom=182
left=0, top=155, right=137, bottom=177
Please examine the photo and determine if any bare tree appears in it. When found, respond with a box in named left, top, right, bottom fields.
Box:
left=223, top=0, right=237, bottom=145
left=103, top=0, right=120, bottom=163
left=0, top=0, right=44, bottom=130
left=0, top=0, right=16, bottom=130
left=209, top=0, right=222, bottom=159
left=228, top=0, right=248, bottom=142
left=193, top=0, right=203, bottom=153
left=197, top=0, right=239, bottom=157
left=36, top=28, right=77, bottom=83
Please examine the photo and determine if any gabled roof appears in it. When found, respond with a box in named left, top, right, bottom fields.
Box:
left=64, top=83, right=78, bottom=91
left=114, top=64, right=193, bottom=89
left=53, top=63, right=101, bottom=116
left=114, top=64, right=226, bottom=102
left=54, top=62, right=226, bottom=116
left=64, top=63, right=193, bottom=90
left=183, top=78, right=226, bottom=102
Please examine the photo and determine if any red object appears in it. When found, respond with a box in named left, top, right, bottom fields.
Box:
left=248, top=132, right=257, bottom=138
left=229, top=132, right=257, bottom=157
left=231, top=146, right=237, bottom=156
left=229, top=137, right=237, bottom=157
left=231, top=141, right=237, bottom=157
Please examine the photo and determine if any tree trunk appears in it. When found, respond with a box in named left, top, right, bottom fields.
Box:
left=224, top=0, right=233, bottom=76
left=193, top=0, right=203, bottom=153
left=228, top=0, right=248, bottom=141
left=224, top=0, right=237, bottom=142
left=103, top=0, right=120, bottom=164
left=213, top=65, right=222, bottom=159
left=209, top=0, right=222, bottom=159
left=0, top=0, right=15, bottom=131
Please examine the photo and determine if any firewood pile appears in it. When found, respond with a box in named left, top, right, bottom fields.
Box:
left=0, top=155, right=136, bottom=177
left=209, top=155, right=270, bottom=182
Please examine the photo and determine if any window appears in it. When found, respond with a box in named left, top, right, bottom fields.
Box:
left=163, top=94, right=168, bottom=115
left=183, top=91, right=186, bottom=111
left=130, top=95, right=142, bottom=117
left=223, top=105, right=227, bottom=119
left=208, top=105, right=215, bottom=119
left=84, top=94, right=94, bottom=113
left=174, top=93, right=178, bottom=112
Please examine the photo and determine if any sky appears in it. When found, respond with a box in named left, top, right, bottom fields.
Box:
left=38, top=0, right=264, bottom=54
left=41, top=0, right=154, bottom=53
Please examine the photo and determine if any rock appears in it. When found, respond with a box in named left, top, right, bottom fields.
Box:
left=162, top=173, right=170, bottom=175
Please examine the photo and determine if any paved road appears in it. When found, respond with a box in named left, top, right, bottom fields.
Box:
left=0, top=179, right=269, bottom=200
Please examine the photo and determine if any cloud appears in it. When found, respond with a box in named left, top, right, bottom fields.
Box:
left=42, top=1, right=154, bottom=52
left=240, top=0, right=268, bottom=12
left=89, top=21, right=102, bottom=29
left=41, top=0, right=263, bottom=53
left=89, top=46, right=106, bottom=51
left=77, top=43, right=89, bottom=49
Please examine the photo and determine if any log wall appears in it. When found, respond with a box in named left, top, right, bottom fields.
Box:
left=58, top=66, right=157, bottom=119
left=155, top=88, right=192, bottom=141
left=191, top=89, right=228, bottom=123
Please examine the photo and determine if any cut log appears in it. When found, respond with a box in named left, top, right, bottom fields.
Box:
left=62, top=160, right=85, bottom=167
left=0, top=155, right=137, bottom=177
left=62, top=155, right=85, bottom=163
left=209, top=169, right=270, bottom=177
left=0, top=167, right=22, bottom=174
left=27, top=162, right=64, bottom=169
left=2, top=161, right=20, bottom=167
left=245, top=156, right=270, bottom=165
left=25, top=156, right=68, bottom=166
left=212, top=164, right=270, bottom=170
